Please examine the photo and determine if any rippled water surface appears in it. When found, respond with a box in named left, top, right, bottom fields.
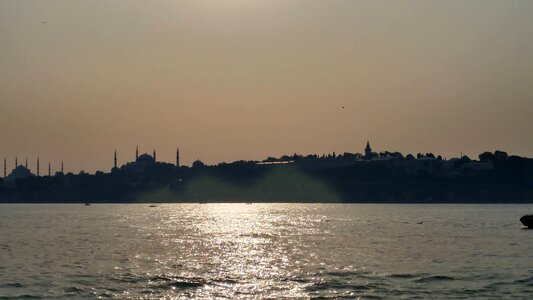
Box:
left=1, top=204, right=533, bottom=299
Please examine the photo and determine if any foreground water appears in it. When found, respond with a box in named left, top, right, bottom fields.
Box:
left=1, top=204, right=533, bottom=299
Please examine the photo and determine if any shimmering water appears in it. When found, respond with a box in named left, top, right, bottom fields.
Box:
left=1, top=204, right=533, bottom=299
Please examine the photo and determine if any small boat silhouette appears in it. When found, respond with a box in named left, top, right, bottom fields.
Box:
left=520, top=215, right=533, bottom=228
left=84, top=203, right=91, bottom=206
left=149, top=205, right=157, bottom=208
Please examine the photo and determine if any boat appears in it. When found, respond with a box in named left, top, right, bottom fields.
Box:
left=149, top=205, right=157, bottom=208
left=84, top=203, right=91, bottom=206
left=520, top=215, right=533, bottom=228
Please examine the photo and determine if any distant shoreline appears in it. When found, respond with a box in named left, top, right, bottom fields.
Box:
left=2, top=150, right=532, bottom=204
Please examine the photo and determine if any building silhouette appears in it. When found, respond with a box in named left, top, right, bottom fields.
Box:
left=365, top=141, right=373, bottom=160
left=6, top=165, right=32, bottom=181
left=136, top=153, right=156, bottom=164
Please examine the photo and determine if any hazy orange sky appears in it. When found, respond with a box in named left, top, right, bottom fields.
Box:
left=1, top=0, right=532, bottom=173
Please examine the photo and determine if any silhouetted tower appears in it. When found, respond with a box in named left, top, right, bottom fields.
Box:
left=3, top=157, right=6, bottom=178
left=153, top=150, right=156, bottom=162
left=176, top=147, right=180, bottom=167
left=114, top=149, right=117, bottom=169
left=15, top=157, right=18, bottom=168
left=25, top=157, right=28, bottom=169
left=365, top=141, right=372, bottom=160
left=37, top=157, right=40, bottom=176
left=136, top=146, right=139, bottom=160
left=48, top=162, right=51, bottom=176
left=61, top=161, right=64, bottom=174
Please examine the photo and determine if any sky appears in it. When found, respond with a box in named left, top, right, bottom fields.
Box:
left=1, top=0, right=532, bottom=173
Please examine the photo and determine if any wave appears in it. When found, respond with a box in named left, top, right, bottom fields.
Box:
left=414, top=275, right=455, bottom=283
left=156, top=281, right=204, bottom=289
left=513, top=276, right=533, bottom=284
left=63, top=286, right=86, bottom=293
left=386, top=273, right=423, bottom=279
left=323, top=270, right=373, bottom=278
left=108, top=273, right=242, bottom=291
left=3, top=283, right=23, bottom=288
left=0, top=296, right=42, bottom=299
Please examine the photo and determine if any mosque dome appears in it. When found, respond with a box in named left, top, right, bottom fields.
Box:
left=136, top=153, right=155, bottom=163
left=6, top=165, right=33, bottom=181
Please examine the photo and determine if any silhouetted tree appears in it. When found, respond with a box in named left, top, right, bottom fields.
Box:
left=479, top=152, right=494, bottom=162
left=280, top=155, right=292, bottom=161
left=494, top=150, right=508, bottom=161
left=392, top=152, right=404, bottom=158
left=454, top=155, right=471, bottom=168
left=342, top=152, right=355, bottom=159
left=292, top=153, right=302, bottom=160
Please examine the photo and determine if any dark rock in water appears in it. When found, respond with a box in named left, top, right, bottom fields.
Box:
left=520, top=215, right=533, bottom=228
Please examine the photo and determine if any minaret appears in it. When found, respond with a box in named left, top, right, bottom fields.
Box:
left=153, top=150, right=156, bottom=162
left=25, top=157, right=28, bottom=169
left=37, top=157, right=40, bottom=176
left=61, top=161, right=64, bottom=174
left=15, top=156, right=18, bottom=168
left=48, top=162, right=51, bottom=176
left=136, top=146, right=139, bottom=160
left=176, top=147, right=180, bottom=167
left=114, top=149, right=117, bottom=169
left=3, top=157, right=6, bottom=178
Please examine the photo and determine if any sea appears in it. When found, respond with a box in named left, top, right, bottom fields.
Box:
left=1, top=204, right=532, bottom=299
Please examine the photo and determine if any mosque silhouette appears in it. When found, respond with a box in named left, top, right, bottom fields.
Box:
left=3, top=146, right=181, bottom=181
